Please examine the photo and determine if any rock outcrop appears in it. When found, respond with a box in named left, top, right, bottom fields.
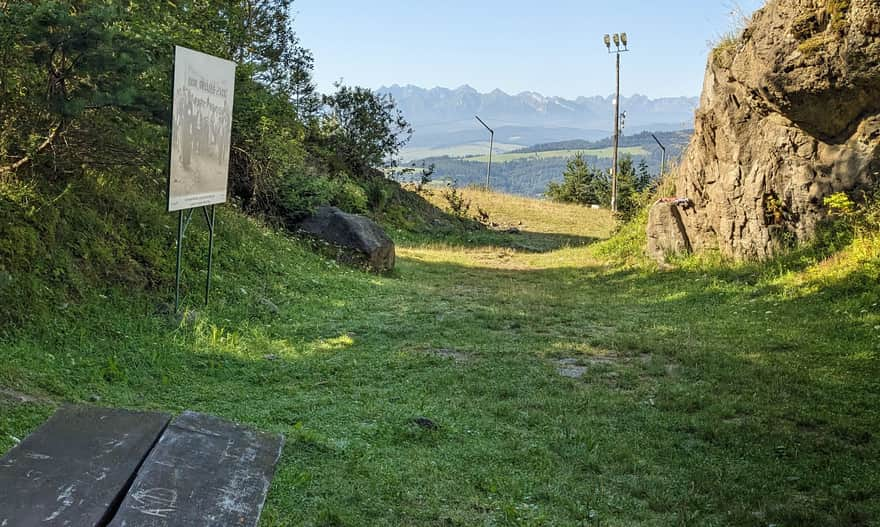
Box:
left=646, top=199, right=694, bottom=261
left=650, top=0, right=880, bottom=260
left=296, top=207, right=395, bottom=272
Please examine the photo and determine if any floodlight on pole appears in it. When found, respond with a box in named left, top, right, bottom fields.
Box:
left=603, top=31, right=630, bottom=213
left=475, top=115, right=494, bottom=189
left=651, top=133, right=667, bottom=176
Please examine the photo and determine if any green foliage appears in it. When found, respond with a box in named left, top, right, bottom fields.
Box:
left=615, top=157, right=652, bottom=221
left=594, top=200, right=652, bottom=263
left=0, top=0, right=411, bottom=230
left=0, top=1, right=165, bottom=176
left=278, top=170, right=339, bottom=221
left=442, top=183, right=471, bottom=219
left=546, top=154, right=609, bottom=205
left=0, top=172, right=172, bottom=325
left=278, top=171, right=369, bottom=221
left=824, top=191, right=855, bottom=215
left=546, top=154, right=650, bottom=221
left=321, top=83, right=413, bottom=172
left=822, top=188, right=880, bottom=241
left=364, top=177, right=394, bottom=213
left=827, top=0, right=851, bottom=32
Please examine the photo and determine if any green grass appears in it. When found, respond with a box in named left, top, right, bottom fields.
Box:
left=401, top=142, right=525, bottom=162
left=2, top=184, right=880, bottom=526
left=465, top=146, right=648, bottom=164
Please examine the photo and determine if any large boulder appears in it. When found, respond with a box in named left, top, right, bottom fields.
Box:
left=296, top=207, right=395, bottom=272
left=653, top=0, right=880, bottom=260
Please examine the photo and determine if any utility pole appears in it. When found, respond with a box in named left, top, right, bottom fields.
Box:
left=604, top=32, right=629, bottom=213
left=475, top=115, right=494, bottom=189
left=651, top=133, right=667, bottom=176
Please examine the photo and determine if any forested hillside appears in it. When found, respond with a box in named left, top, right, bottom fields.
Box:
left=411, top=130, right=691, bottom=197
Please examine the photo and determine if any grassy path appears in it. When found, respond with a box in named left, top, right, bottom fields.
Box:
left=1, top=190, right=879, bottom=526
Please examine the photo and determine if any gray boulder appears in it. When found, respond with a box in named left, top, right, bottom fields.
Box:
left=296, top=207, right=395, bottom=272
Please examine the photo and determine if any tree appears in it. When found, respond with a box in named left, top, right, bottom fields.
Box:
left=321, top=83, right=413, bottom=172
left=0, top=1, right=162, bottom=176
left=615, top=156, right=652, bottom=220
left=286, top=36, right=320, bottom=120
left=545, top=154, right=652, bottom=219
left=545, top=153, right=609, bottom=205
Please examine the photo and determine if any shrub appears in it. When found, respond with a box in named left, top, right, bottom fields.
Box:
left=546, top=154, right=650, bottom=221
left=443, top=184, right=470, bottom=219
left=278, top=170, right=337, bottom=221
left=546, top=154, right=609, bottom=206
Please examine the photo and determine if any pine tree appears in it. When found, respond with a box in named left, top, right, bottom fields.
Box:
left=545, top=153, right=609, bottom=205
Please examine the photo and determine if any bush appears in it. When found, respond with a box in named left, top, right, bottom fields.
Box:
left=443, top=184, right=470, bottom=219
left=546, top=154, right=650, bottom=221
left=365, top=178, right=394, bottom=213
left=278, top=169, right=336, bottom=221
left=546, top=154, right=608, bottom=205
left=822, top=189, right=880, bottom=240
left=278, top=169, right=372, bottom=222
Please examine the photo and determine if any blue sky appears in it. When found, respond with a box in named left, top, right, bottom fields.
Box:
left=293, top=1, right=765, bottom=99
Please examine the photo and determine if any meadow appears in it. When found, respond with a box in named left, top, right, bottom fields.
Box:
left=2, top=187, right=878, bottom=526
left=464, top=146, right=649, bottom=164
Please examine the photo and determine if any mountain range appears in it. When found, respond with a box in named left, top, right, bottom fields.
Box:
left=378, top=85, right=699, bottom=159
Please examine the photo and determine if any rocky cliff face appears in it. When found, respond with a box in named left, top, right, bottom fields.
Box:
left=654, top=0, right=880, bottom=260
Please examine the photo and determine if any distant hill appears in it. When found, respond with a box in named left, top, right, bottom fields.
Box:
left=512, top=130, right=693, bottom=156
left=406, top=129, right=693, bottom=197
left=378, top=85, right=699, bottom=160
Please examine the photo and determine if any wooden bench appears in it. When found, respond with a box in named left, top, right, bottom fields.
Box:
left=0, top=406, right=284, bottom=527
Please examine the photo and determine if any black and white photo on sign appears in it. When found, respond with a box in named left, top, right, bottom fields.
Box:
left=168, top=46, right=236, bottom=212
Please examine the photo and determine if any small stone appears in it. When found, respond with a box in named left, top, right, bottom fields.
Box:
left=263, top=354, right=279, bottom=361
left=555, top=358, right=587, bottom=379
left=424, top=348, right=469, bottom=363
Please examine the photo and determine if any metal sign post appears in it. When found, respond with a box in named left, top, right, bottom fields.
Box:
left=168, top=46, right=236, bottom=312
left=173, top=206, right=215, bottom=313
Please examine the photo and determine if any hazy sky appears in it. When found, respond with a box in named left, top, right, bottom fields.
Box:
left=293, top=1, right=765, bottom=99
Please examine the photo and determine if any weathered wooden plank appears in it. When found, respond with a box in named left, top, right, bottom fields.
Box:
left=108, top=411, right=284, bottom=527
left=0, top=405, right=171, bottom=527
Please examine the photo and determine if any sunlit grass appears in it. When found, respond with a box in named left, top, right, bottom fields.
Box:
left=2, top=185, right=879, bottom=525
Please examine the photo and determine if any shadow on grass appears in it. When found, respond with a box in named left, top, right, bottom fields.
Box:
left=3, top=235, right=879, bottom=526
